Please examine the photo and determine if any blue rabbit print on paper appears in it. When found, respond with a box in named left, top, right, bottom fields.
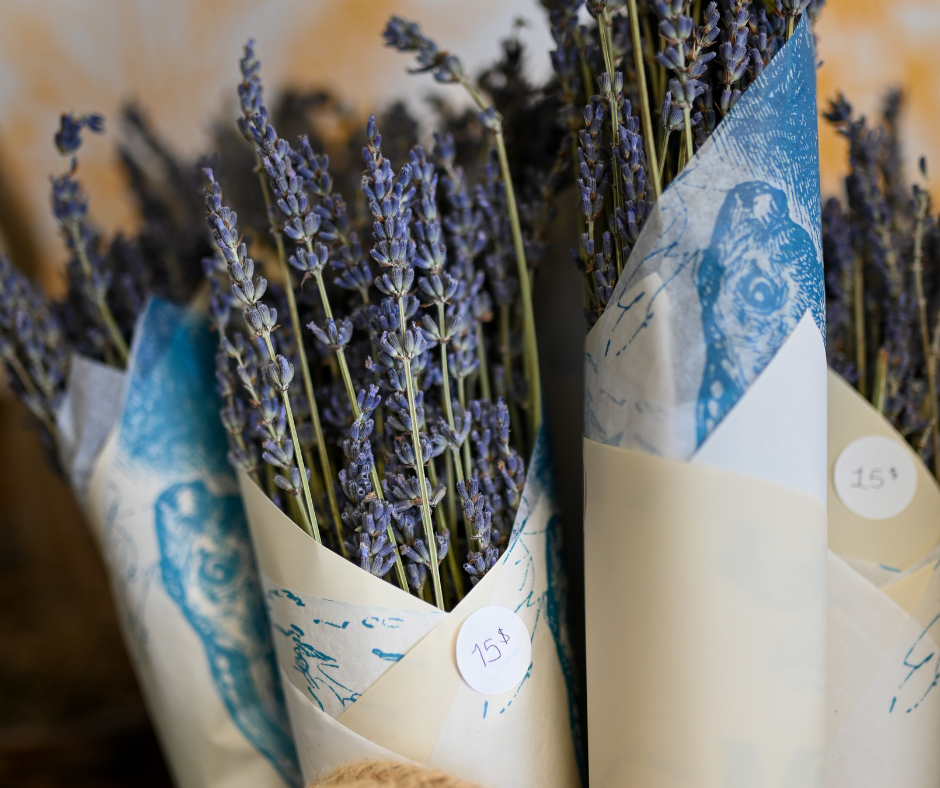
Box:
left=695, top=181, right=823, bottom=445
left=583, top=19, right=824, bottom=459
left=156, top=482, right=299, bottom=785
left=114, top=298, right=300, bottom=786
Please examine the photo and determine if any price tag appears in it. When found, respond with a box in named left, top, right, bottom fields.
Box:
left=455, top=606, right=531, bottom=696
left=833, top=435, right=917, bottom=520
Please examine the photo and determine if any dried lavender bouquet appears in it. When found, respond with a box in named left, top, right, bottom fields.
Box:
left=201, top=31, right=581, bottom=788
left=822, top=94, right=940, bottom=788
left=0, top=114, right=300, bottom=788
left=561, top=2, right=831, bottom=785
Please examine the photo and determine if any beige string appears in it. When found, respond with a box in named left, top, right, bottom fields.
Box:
left=311, top=760, right=483, bottom=788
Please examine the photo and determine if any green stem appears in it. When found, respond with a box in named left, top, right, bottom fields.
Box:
left=261, top=333, right=319, bottom=542
left=278, top=237, right=345, bottom=555
left=498, top=303, right=524, bottom=448
left=786, top=15, right=795, bottom=41
left=571, top=134, right=596, bottom=303
left=222, top=383, right=262, bottom=489
left=641, top=14, right=663, bottom=111
left=682, top=106, right=694, bottom=165
left=459, top=78, right=541, bottom=440
left=7, top=354, right=58, bottom=440
left=398, top=299, right=444, bottom=611
left=494, top=130, right=541, bottom=440
left=627, top=0, right=662, bottom=200
left=854, top=255, right=867, bottom=399
left=69, top=225, right=129, bottom=365
left=574, top=29, right=596, bottom=108
left=872, top=347, right=888, bottom=414
left=586, top=219, right=600, bottom=315
left=306, top=255, right=408, bottom=590
left=437, top=304, right=466, bottom=483
left=457, top=376, right=473, bottom=532
left=435, top=302, right=468, bottom=602
left=253, top=160, right=342, bottom=550
left=659, top=130, right=671, bottom=183
left=598, top=7, right=626, bottom=280
left=474, top=322, right=492, bottom=402
left=265, top=462, right=276, bottom=500
left=444, top=449, right=458, bottom=552
left=428, top=458, right=463, bottom=603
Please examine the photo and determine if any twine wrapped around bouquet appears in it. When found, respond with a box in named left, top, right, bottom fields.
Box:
left=314, top=760, right=481, bottom=787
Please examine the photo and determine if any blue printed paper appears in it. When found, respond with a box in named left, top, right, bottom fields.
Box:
left=85, top=298, right=300, bottom=788
left=585, top=19, right=824, bottom=459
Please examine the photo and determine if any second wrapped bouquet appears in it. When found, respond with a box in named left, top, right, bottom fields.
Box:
left=583, top=19, right=827, bottom=787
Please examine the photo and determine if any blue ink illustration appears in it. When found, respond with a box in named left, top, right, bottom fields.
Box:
left=118, top=299, right=230, bottom=479
left=115, top=299, right=300, bottom=786
left=372, top=649, right=404, bottom=662
left=695, top=181, right=823, bottom=445
left=584, top=20, right=824, bottom=458
left=273, top=622, right=359, bottom=712
left=268, top=588, right=306, bottom=607
left=891, top=609, right=940, bottom=714
left=157, top=482, right=300, bottom=786
left=312, top=618, right=349, bottom=629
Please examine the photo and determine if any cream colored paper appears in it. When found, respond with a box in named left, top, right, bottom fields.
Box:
left=826, top=369, right=940, bottom=788
left=241, top=432, right=583, bottom=788
left=584, top=439, right=827, bottom=787
left=63, top=300, right=299, bottom=788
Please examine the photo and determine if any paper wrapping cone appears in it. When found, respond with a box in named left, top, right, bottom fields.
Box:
left=240, top=430, right=584, bottom=788
left=826, top=369, right=940, bottom=787
left=57, top=298, right=300, bottom=788
left=584, top=313, right=828, bottom=786
left=582, top=19, right=828, bottom=786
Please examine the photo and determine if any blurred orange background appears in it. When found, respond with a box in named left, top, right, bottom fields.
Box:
left=0, top=0, right=937, bottom=290
left=815, top=0, right=940, bottom=203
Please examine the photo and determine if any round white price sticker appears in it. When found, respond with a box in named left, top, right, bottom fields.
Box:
left=833, top=435, right=917, bottom=520
left=456, top=606, right=531, bottom=696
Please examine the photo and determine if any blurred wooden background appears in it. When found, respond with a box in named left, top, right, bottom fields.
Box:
left=0, top=0, right=937, bottom=785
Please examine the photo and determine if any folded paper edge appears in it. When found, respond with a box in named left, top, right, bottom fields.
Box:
left=278, top=663, right=415, bottom=783
left=241, top=464, right=510, bottom=764
left=239, top=468, right=434, bottom=612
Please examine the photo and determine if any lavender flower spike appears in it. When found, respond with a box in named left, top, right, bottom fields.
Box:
left=383, top=15, right=541, bottom=439
left=363, top=117, right=446, bottom=609
left=50, top=113, right=129, bottom=364
left=203, top=168, right=320, bottom=542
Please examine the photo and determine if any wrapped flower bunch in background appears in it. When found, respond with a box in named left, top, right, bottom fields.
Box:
left=1, top=115, right=299, bottom=788
left=823, top=92, right=940, bottom=788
